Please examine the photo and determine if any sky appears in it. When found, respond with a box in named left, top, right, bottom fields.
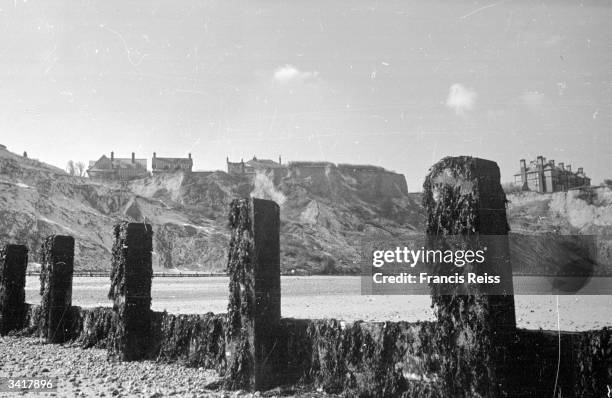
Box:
left=1, top=0, right=611, bottom=191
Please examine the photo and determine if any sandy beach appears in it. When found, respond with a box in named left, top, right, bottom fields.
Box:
left=23, top=276, right=612, bottom=331
left=4, top=276, right=610, bottom=396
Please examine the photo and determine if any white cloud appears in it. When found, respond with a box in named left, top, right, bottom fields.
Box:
left=445, top=83, right=477, bottom=115
left=273, top=64, right=318, bottom=83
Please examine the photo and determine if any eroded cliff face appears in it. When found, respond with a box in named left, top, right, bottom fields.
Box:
left=506, top=188, right=612, bottom=276
left=7, top=144, right=607, bottom=275
left=0, top=147, right=424, bottom=273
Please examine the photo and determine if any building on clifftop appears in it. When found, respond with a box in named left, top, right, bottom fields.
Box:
left=514, top=156, right=590, bottom=193
left=87, top=152, right=148, bottom=181
left=151, top=152, right=193, bottom=174
left=226, top=155, right=284, bottom=175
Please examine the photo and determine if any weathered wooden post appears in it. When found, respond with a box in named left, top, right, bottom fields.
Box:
left=225, top=198, right=281, bottom=391
left=423, top=156, right=516, bottom=397
left=40, top=235, right=75, bottom=343
left=108, top=222, right=153, bottom=361
left=0, top=244, right=28, bottom=335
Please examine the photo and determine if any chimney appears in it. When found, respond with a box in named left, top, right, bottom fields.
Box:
left=188, top=153, right=191, bottom=159
left=536, top=156, right=545, bottom=192
left=132, top=152, right=135, bottom=164
left=110, top=151, right=114, bottom=169
left=559, top=162, right=564, bottom=171
left=520, top=159, right=528, bottom=190
left=153, top=152, right=156, bottom=160
left=567, top=164, right=572, bottom=172
left=578, top=167, right=583, bottom=174
left=279, top=155, right=282, bottom=165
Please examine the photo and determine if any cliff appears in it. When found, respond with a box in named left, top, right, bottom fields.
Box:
left=0, top=147, right=423, bottom=273
left=2, top=144, right=610, bottom=275
left=506, top=187, right=612, bottom=276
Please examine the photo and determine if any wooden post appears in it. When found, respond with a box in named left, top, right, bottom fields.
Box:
left=225, top=198, right=281, bottom=391
left=39, top=235, right=75, bottom=343
left=423, top=156, right=516, bottom=397
left=108, top=222, right=153, bottom=361
left=0, top=245, right=28, bottom=335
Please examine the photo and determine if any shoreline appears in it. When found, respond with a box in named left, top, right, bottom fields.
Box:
left=20, top=276, right=612, bottom=332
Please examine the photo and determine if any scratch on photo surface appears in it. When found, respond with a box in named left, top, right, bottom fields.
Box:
left=43, top=45, right=58, bottom=75
left=100, top=24, right=147, bottom=68
left=552, top=295, right=561, bottom=398
left=460, top=1, right=509, bottom=20
left=188, top=136, right=202, bottom=154
left=174, top=89, right=207, bottom=96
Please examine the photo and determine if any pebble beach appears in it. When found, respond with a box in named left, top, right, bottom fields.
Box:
left=0, top=337, right=332, bottom=398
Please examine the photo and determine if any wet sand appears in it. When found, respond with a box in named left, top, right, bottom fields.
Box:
left=23, top=276, right=612, bottom=331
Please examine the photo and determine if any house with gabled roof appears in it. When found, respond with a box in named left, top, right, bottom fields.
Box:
left=87, top=152, right=148, bottom=181
left=151, top=152, right=193, bottom=174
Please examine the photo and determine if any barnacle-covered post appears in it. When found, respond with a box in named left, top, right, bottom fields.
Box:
left=39, top=235, right=75, bottom=343
left=108, top=222, right=153, bottom=361
left=0, top=244, right=28, bottom=335
left=423, top=156, right=516, bottom=397
left=225, top=198, right=281, bottom=391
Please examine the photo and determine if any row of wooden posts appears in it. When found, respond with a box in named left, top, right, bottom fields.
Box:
left=0, top=198, right=282, bottom=390
left=0, top=156, right=517, bottom=395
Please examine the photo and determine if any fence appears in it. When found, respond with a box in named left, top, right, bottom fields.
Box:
left=0, top=156, right=610, bottom=397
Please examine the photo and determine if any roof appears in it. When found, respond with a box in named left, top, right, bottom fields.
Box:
left=87, top=155, right=147, bottom=172
left=114, top=158, right=147, bottom=169
left=153, top=157, right=192, bottom=162
left=152, top=157, right=193, bottom=169
left=514, top=162, right=587, bottom=177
